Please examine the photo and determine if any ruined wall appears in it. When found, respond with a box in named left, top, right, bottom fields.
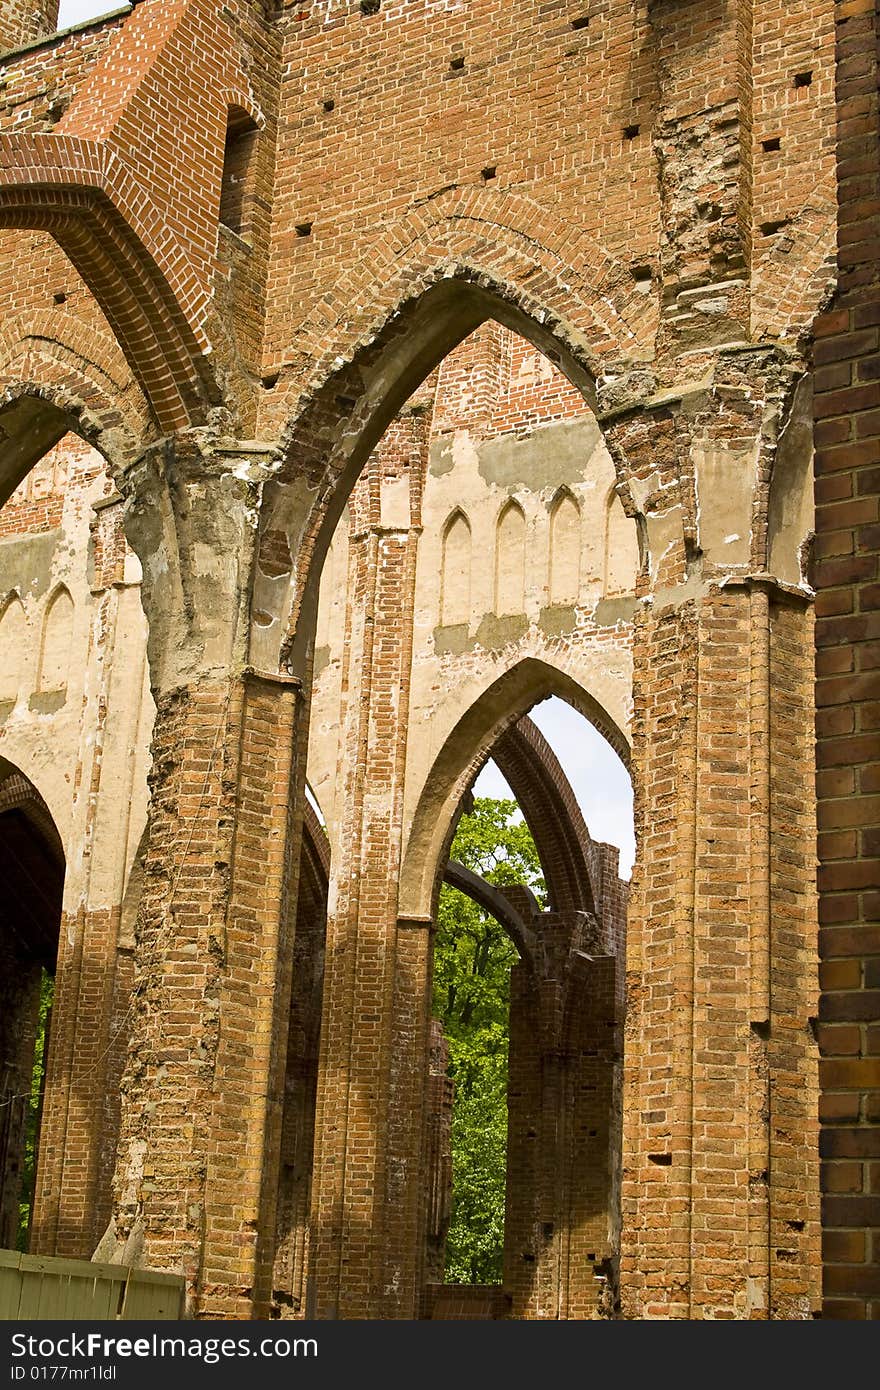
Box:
left=0, top=2, right=60, bottom=55
left=0, top=431, right=154, bottom=1256
left=309, top=322, right=638, bottom=861
left=0, top=0, right=847, bottom=1320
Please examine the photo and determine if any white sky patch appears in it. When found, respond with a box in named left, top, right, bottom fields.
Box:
left=474, top=695, right=635, bottom=879
left=57, top=0, right=120, bottom=28
left=304, top=781, right=326, bottom=827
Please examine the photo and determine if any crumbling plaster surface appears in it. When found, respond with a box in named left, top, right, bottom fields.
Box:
left=0, top=437, right=153, bottom=918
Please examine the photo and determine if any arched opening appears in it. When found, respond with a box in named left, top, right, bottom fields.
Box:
left=0, top=398, right=154, bottom=1260
left=422, top=692, right=631, bottom=1320
left=0, top=761, right=63, bottom=1252
left=265, top=287, right=639, bottom=1319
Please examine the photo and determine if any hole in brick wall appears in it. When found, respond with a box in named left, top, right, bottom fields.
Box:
left=522, top=1253, right=536, bottom=1263
left=570, top=13, right=590, bottom=28
left=336, top=394, right=357, bottom=410
left=761, top=137, right=781, bottom=152
left=760, top=219, right=789, bottom=237
left=295, top=222, right=313, bottom=237
left=53, top=292, right=67, bottom=305
left=587, top=1253, right=596, bottom=1261
left=750, top=1019, right=770, bottom=1039
left=623, top=124, right=640, bottom=140
left=359, top=0, right=380, bottom=13
left=481, top=165, right=497, bottom=182
left=543, top=1222, right=554, bottom=1237
left=794, top=70, right=813, bottom=88
left=449, top=54, right=465, bottom=71
left=631, top=264, right=652, bottom=282
left=262, top=373, right=279, bottom=390
left=648, top=1153, right=672, bottom=1165
left=787, top=1219, right=805, bottom=1232
left=220, top=107, right=260, bottom=236
left=322, top=98, right=335, bottom=112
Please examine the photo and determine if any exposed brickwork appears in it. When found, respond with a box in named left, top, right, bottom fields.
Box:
left=0, top=0, right=863, bottom=1321
left=0, top=2, right=59, bottom=56
left=813, top=0, right=880, bottom=1324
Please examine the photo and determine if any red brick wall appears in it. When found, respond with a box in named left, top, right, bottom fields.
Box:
left=0, top=2, right=59, bottom=54
left=813, top=0, right=880, bottom=1323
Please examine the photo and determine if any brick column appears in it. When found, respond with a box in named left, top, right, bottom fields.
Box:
left=93, top=439, right=307, bottom=1317
left=619, top=584, right=820, bottom=1319
left=505, top=911, right=620, bottom=1320
left=605, top=361, right=821, bottom=1319
left=107, top=669, right=303, bottom=1316
left=813, top=0, right=880, bottom=1323
left=307, top=412, right=427, bottom=1319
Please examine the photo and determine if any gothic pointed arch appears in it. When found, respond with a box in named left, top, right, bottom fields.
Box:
left=252, top=272, right=635, bottom=678
left=0, top=760, right=64, bottom=1250
left=494, top=499, right=526, bottom=616
left=0, top=594, right=27, bottom=705
left=0, top=137, right=222, bottom=431
left=547, top=487, right=581, bottom=606
left=398, top=656, right=628, bottom=922
left=440, top=508, right=472, bottom=628
left=37, top=586, right=75, bottom=698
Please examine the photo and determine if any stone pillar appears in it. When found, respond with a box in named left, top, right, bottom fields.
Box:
left=307, top=406, right=429, bottom=1319
left=96, top=436, right=306, bottom=1318
left=605, top=353, right=821, bottom=1319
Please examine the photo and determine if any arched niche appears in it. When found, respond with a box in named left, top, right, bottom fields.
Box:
left=37, top=587, right=74, bottom=698
left=441, top=509, right=472, bottom=628
left=494, top=500, right=526, bottom=617
left=548, top=489, right=581, bottom=606
left=0, top=595, right=28, bottom=706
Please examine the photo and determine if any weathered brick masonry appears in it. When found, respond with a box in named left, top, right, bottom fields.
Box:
left=813, top=0, right=880, bottom=1324
left=0, top=0, right=869, bottom=1318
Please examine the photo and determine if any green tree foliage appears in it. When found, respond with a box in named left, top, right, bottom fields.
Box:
left=18, top=970, right=53, bottom=1251
left=433, top=796, right=544, bottom=1284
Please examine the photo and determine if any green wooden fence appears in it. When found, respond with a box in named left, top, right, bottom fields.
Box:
left=0, top=1249, right=185, bottom=1319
